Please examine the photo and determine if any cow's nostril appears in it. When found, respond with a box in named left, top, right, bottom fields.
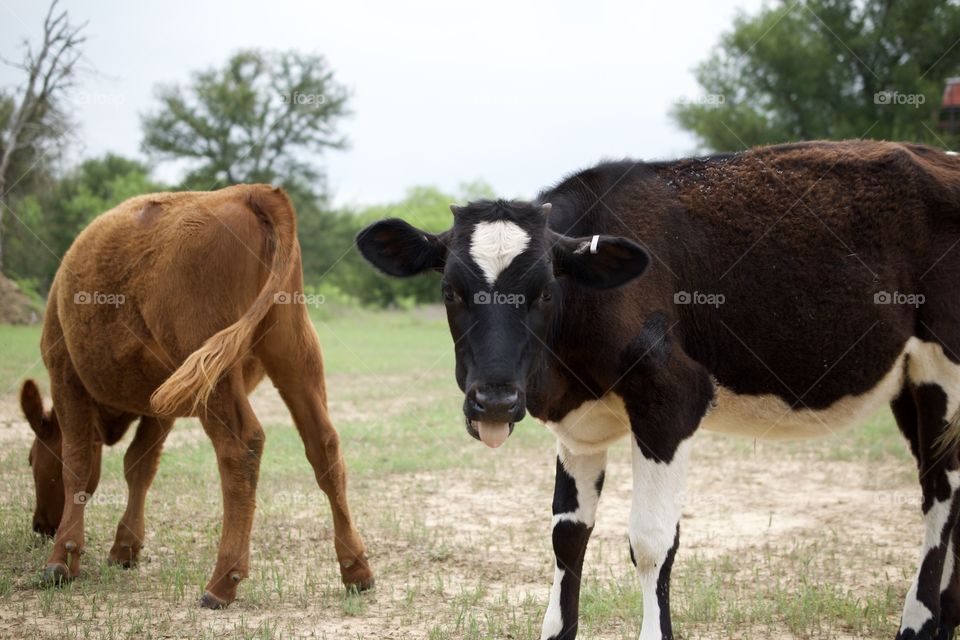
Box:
left=471, top=387, right=521, bottom=419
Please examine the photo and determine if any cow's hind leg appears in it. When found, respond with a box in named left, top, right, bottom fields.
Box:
left=42, top=374, right=98, bottom=585
left=108, top=416, right=173, bottom=567
left=938, top=521, right=960, bottom=640
left=894, top=341, right=960, bottom=640
left=197, top=372, right=265, bottom=608
left=540, top=442, right=606, bottom=640
left=259, top=321, right=373, bottom=591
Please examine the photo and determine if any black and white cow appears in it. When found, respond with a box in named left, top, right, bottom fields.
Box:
left=357, top=140, right=960, bottom=640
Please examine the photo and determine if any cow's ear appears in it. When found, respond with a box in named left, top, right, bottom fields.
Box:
left=20, top=380, right=50, bottom=439
left=356, top=218, right=449, bottom=277
left=550, top=232, right=649, bottom=289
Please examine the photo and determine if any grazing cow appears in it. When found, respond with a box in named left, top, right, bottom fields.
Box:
left=357, top=140, right=960, bottom=640
left=24, top=184, right=373, bottom=608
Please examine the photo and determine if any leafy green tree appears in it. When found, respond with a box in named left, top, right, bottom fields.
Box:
left=141, top=49, right=349, bottom=192
left=299, top=182, right=495, bottom=307
left=672, top=0, right=960, bottom=151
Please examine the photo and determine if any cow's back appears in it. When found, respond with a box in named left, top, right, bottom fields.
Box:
left=47, top=184, right=287, bottom=414
left=540, top=140, right=960, bottom=422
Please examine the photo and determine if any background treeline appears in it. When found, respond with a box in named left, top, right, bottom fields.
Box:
left=3, top=152, right=492, bottom=307
left=3, top=0, right=960, bottom=313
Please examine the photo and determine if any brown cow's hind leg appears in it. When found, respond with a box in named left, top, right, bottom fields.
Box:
left=276, top=380, right=373, bottom=590
left=261, top=324, right=373, bottom=591
left=197, top=373, right=265, bottom=609
left=108, top=416, right=173, bottom=567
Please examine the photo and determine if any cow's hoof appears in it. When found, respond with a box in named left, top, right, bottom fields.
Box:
left=40, top=563, right=70, bottom=587
left=345, top=576, right=375, bottom=594
left=341, top=554, right=374, bottom=592
left=107, top=543, right=139, bottom=568
left=199, top=591, right=230, bottom=610
left=107, top=555, right=136, bottom=569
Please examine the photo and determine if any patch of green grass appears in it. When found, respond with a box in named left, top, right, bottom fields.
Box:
left=0, top=324, right=43, bottom=396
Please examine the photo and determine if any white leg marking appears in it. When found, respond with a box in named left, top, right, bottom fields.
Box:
left=901, top=582, right=933, bottom=635
left=942, top=539, right=955, bottom=595
left=639, top=570, right=663, bottom=640
left=907, top=341, right=960, bottom=418
left=553, top=445, right=606, bottom=528
left=469, top=220, right=530, bottom=286
left=900, top=341, right=960, bottom=633
left=630, top=439, right=692, bottom=640
left=901, top=469, right=960, bottom=633
left=541, top=441, right=606, bottom=640
left=541, top=566, right=565, bottom=640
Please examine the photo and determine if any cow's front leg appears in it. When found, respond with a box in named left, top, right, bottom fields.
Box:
left=629, top=437, right=691, bottom=640
left=620, top=334, right=712, bottom=640
left=540, top=441, right=607, bottom=640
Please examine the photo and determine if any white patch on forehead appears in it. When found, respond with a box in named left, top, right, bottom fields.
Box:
left=469, top=220, right=530, bottom=286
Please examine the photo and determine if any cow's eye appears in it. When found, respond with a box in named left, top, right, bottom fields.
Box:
left=540, top=290, right=552, bottom=303
left=442, top=285, right=460, bottom=304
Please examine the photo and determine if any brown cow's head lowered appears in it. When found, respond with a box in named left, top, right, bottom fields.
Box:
left=20, top=380, right=64, bottom=537
left=357, top=199, right=648, bottom=449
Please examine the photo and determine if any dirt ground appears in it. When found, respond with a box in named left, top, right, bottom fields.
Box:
left=0, top=377, right=924, bottom=639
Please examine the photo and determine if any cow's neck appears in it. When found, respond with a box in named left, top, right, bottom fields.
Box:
left=525, top=291, right=607, bottom=423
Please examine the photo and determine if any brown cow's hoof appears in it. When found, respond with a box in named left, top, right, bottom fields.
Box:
left=107, top=543, right=139, bottom=568
left=199, top=591, right=230, bottom=610
left=106, top=555, right=136, bottom=569
left=341, top=555, right=375, bottom=592
left=345, top=576, right=375, bottom=594
left=40, top=563, right=70, bottom=587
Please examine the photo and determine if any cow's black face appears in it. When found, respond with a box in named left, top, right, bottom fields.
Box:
left=357, top=199, right=649, bottom=448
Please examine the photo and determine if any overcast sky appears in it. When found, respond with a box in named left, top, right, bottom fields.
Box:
left=0, top=0, right=764, bottom=206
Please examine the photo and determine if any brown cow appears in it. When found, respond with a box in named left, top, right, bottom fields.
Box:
left=22, top=184, right=373, bottom=608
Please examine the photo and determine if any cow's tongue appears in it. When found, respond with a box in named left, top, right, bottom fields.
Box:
left=477, top=421, right=510, bottom=448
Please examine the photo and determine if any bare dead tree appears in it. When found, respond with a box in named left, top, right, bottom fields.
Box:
left=0, top=0, right=86, bottom=272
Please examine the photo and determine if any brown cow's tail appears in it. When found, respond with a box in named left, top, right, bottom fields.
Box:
left=150, top=186, right=297, bottom=416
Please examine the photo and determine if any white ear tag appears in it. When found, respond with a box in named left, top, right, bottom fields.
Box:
left=589, top=235, right=600, bottom=254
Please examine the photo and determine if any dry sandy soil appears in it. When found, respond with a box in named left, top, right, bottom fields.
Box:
left=0, top=377, right=925, bottom=639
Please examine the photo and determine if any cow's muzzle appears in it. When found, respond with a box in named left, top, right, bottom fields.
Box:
left=464, top=386, right=524, bottom=448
